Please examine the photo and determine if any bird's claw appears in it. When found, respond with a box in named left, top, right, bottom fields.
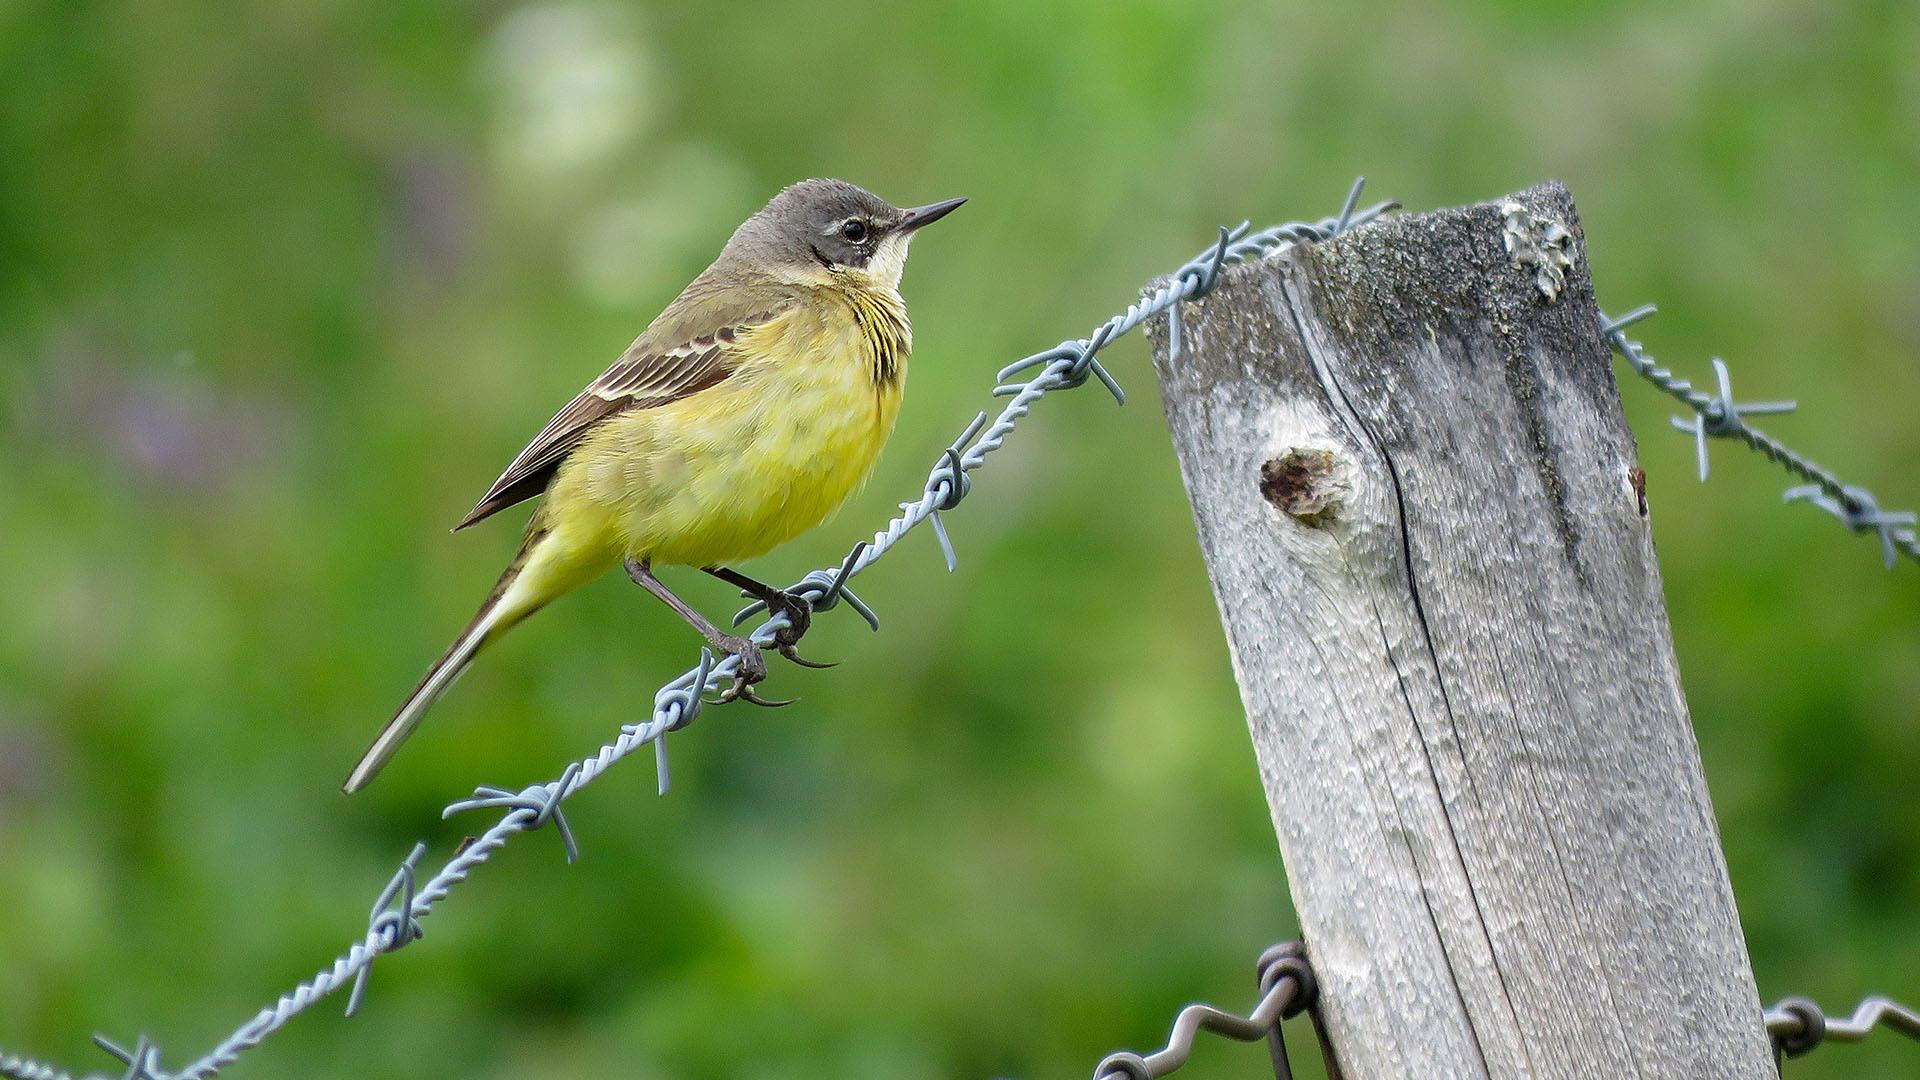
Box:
left=777, top=642, right=836, bottom=669
left=700, top=585, right=832, bottom=705
left=702, top=636, right=796, bottom=707
left=719, top=680, right=795, bottom=708
left=762, top=588, right=837, bottom=670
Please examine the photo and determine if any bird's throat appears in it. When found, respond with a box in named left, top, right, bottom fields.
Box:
left=844, top=283, right=911, bottom=388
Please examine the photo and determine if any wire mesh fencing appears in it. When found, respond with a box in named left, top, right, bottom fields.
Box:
left=1087, top=942, right=1326, bottom=1080
left=1767, top=994, right=1920, bottom=1066
left=1079, top=948, right=1920, bottom=1080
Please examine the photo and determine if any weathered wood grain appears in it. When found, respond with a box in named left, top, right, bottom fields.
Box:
left=1147, top=184, right=1772, bottom=1079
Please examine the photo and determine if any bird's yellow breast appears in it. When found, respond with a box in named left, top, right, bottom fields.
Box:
left=544, top=287, right=907, bottom=569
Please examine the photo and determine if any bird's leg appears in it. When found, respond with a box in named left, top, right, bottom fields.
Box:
left=624, top=557, right=790, bottom=707
left=701, top=565, right=835, bottom=669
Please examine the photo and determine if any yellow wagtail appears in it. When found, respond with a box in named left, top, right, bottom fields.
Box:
left=344, top=179, right=965, bottom=793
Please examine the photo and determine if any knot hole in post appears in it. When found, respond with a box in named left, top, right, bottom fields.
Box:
left=1260, top=448, right=1346, bottom=527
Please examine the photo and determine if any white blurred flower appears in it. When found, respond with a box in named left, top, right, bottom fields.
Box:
left=485, top=2, right=655, bottom=187
left=568, top=143, right=756, bottom=306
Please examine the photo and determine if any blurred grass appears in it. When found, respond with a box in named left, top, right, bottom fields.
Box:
left=1, top=0, right=1917, bottom=1077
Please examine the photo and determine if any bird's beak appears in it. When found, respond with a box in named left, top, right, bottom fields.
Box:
left=898, top=197, right=967, bottom=232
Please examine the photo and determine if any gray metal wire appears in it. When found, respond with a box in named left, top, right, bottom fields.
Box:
left=1600, top=306, right=1920, bottom=568
left=0, top=182, right=1393, bottom=1080
left=1766, top=995, right=1920, bottom=1061
left=1090, top=942, right=1322, bottom=1080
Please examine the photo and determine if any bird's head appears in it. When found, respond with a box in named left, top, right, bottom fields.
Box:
left=724, top=178, right=965, bottom=291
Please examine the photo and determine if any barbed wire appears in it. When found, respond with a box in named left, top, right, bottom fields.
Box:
left=1599, top=306, right=1919, bottom=569
left=0, top=182, right=1394, bottom=1080
left=12, top=181, right=1914, bottom=1080
left=1766, top=994, right=1920, bottom=1064
left=1088, top=942, right=1326, bottom=1080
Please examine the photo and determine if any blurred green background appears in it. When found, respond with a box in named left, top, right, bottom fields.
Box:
left=2, top=0, right=1916, bottom=1077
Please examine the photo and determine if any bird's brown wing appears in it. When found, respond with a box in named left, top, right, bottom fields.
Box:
left=453, top=305, right=788, bottom=531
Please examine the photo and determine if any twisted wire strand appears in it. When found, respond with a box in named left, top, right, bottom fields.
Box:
left=0, top=1055, right=72, bottom=1080
left=1600, top=306, right=1920, bottom=568
left=0, top=182, right=1390, bottom=1080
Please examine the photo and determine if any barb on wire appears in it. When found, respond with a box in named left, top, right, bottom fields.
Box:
left=1783, top=485, right=1917, bottom=571
left=1664, top=358, right=1796, bottom=481
left=90, top=1037, right=160, bottom=1080
left=1766, top=994, right=1920, bottom=1062
left=1090, top=942, right=1323, bottom=1080
left=643, top=648, right=713, bottom=796
left=1165, top=226, right=1234, bottom=362
left=1601, top=306, right=1920, bottom=568
left=443, top=762, right=583, bottom=865
left=0, top=182, right=1390, bottom=1080
left=345, top=841, right=427, bottom=1018
left=916, top=411, right=985, bottom=571
left=730, top=541, right=877, bottom=632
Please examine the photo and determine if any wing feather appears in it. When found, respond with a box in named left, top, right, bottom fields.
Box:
left=453, top=306, right=785, bottom=531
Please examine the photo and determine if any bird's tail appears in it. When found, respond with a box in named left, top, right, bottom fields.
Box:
left=342, top=526, right=555, bottom=794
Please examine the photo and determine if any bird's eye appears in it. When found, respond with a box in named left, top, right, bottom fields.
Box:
left=841, top=219, right=868, bottom=243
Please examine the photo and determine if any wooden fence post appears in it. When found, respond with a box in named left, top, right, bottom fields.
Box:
left=1146, top=183, right=1775, bottom=1078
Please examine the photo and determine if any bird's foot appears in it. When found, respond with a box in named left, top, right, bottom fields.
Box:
left=761, top=589, right=836, bottom=669
left=710, top=635, right=794, bottom=708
